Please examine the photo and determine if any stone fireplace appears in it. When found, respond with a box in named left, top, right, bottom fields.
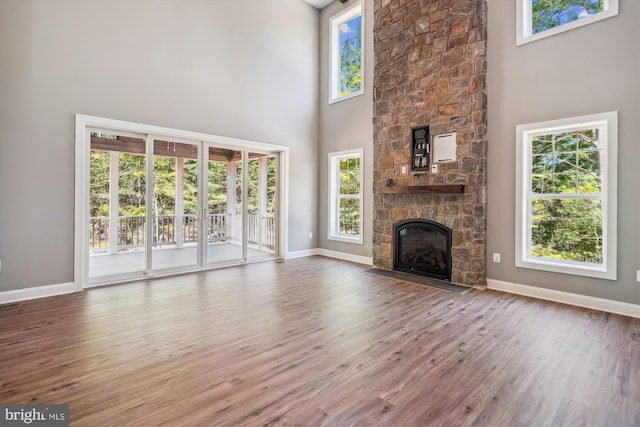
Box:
left=372, top=0, right=487, bottom=287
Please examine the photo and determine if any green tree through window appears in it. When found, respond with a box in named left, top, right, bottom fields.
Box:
left=330, top=3, right=363, bottom=101
left=530, top=129, right=603, bottom=263
left=328, top=149, right=363, bottom=242
left=532, top=0, right=604, bottom=34
left=338, top=156, right=361, bottom=235
left=339, top=15, right=362, bottom=96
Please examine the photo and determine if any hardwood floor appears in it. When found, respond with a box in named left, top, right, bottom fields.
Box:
left=1, top=256, right=639, bottom=426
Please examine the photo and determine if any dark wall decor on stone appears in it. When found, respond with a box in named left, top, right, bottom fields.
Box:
left=372, top=0, right=487, bottom=286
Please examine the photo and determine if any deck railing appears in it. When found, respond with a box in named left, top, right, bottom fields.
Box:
left=90, top=214, right=275, bottom=253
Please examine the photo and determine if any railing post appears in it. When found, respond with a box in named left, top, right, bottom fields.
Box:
left=258, top=156, right=268, bottom=250
left=227, top=162, right=237, bottom=242
left=176, top=157, right=184, bottom=248
left=109, top=151, right=119, bottom=254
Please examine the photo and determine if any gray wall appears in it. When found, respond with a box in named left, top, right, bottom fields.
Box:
left=0, top=0, right=319, bottom=291
left=317, top=0, right=374, bottom=259
left=487, top=1, right=640, bottom=304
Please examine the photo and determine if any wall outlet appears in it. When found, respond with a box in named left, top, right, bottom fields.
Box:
left=431, top=164, right=438, bottom=173
left=309, top=232, right=313, bottom=239
left=0, top=259, right=2, bottom=271
left=636, top=270, right=640, bottom=282
left=400, top=165, right=408, bottom=175
left=493, top=253, right=501, bottom=263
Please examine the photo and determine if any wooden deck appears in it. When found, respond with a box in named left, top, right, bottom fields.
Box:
left=89, top=242, right=274, bottom=277
left=2, top=256, right=639, bottom=426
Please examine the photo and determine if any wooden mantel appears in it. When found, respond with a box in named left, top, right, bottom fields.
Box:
left=375, top=182, right=465, bottom=194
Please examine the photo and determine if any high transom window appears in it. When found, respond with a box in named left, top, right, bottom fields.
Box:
left=517, top=0, right=618, bottom=45
left=329, top=2, right=364, bottom=103
left=515, top=112, right=617, bottom=279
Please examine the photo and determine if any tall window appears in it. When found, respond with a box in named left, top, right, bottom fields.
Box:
left=515, top=112, right=617, bottom=279
left=517, top=0, right=618, bottom=45
left=329, top=2, right=364, bottom=103
left=328, top=149, right=363, bottom=243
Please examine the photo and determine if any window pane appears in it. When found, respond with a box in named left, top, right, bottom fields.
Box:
left=208, top=160, right=228, bottom=214
left=532, top=136, right=554, bottom=154
left=339, top=197, right=360, bottom=236
left=531, top=129, right=601, bottom=194
left=329, top=150, right=362, bottom=242
left=339, top=157, right=360, bottom=195
left=532, top=0, right=605, bottom=34
left=531, top=198, right=602, bottom=264
left=339, top=15, right=362, bottom=96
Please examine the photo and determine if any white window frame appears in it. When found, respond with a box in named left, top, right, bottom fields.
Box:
left=75, top=114, right=290, bottom=289
left=328, top=148, right=364, bottom=244
left=516, top=0, right=618, bottom=46
left=329, top=1, right=364, bottom=104
left=515, top=111, right=617, bottom=280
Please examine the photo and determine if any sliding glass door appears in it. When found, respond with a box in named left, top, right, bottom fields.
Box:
left=204, top=147, right=244, bottom=265
left=202, top=148, right=279, bottom=266
left=88, top=130, right=148, bottom=279
left=151, top=137, right=201, bottom=271
left=83, top=122, right=283, bottom=286
left=245, top=151, right=278, bottom=262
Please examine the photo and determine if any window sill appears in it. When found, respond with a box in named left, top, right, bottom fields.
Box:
left=329, top=89, right=364, bottom=105
left=328, top=235, right=363, bottom=245
left=516, top=257, right=616, bottom=281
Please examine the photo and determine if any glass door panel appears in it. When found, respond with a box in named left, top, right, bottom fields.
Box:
left=88, top=132, right=147, bottom=278
left=246, top=152, right=278, bottom=261
left=205, top=147, right=244, bottom=265
left=151, top=139, right=199, bottom=271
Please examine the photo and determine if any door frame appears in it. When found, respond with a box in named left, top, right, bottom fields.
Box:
left=74, top=114, right=289, bottom=290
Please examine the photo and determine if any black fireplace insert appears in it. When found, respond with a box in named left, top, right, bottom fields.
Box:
left=393, top=219, right=452, bottom=281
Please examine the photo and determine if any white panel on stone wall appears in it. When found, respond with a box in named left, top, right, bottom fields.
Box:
left=432, top=133, right=457, bottom=163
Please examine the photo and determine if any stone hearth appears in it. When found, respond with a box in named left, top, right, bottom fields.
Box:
left=372, top=0, right=487, bottom=287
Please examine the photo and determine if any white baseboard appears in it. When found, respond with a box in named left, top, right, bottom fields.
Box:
left=0, top=282, right=77, bottom=305
left=286, top=249, right=321, bottom=259
left=316, top=248, right=373, bottom=266
left=286, top=248, right=373, bottom=266
left=487, top=279, right=640, bottom=319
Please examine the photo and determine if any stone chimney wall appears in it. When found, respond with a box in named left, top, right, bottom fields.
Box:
left=372, top=0, right=487, bottom=286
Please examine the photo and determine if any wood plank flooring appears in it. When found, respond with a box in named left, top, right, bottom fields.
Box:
left=1, top=256, right=639, bottom=426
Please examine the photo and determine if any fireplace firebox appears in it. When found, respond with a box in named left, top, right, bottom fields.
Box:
left=393, top=219, right=452, bottom=281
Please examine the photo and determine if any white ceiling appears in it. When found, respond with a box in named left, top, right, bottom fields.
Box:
left=303, top=0, right=334, bottom=10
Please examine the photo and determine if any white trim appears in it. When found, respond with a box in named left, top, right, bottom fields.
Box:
left=516, top=0, right=619, bottom=46
left=77, top=115, right=288, bottom=152
left=328, top=148, right=364, bottom=244
left=316, top=248, right=372, bottom=265
left=286, top=248, right=372, bottom=266
left=286, top=248, right=321, bottom=259
left=280, top=148, right=290, bottom=259
left=487, top=279, right=640, bottom=319
left=515, top=111, right=617, bottom=280
left=329, top=0, right=364, bottom=104
left=0, top=282, right=76, bottom=304
left=145, top=134, right=154, bottom=275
